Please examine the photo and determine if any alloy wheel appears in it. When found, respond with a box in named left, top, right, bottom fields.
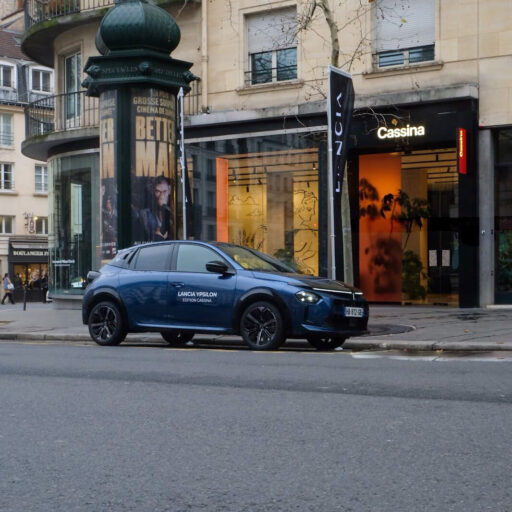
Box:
left=240, top=301, right=285, bottom=350
left=89, top=302, right=125, bottom=345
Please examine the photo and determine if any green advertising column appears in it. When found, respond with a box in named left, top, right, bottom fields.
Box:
left=83, top=0, right=194, bottom=258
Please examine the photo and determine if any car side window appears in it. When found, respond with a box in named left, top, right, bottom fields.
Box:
left=134, top=244, right=172, bottom=271
left=176, top=244, right=223, bottom=273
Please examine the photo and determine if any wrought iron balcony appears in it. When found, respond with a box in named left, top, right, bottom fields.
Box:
left=25, top=90, right=98, bottom=139
left=25, top=0, right=114, bottom=30
left=24, top=81, right=203, bottom=157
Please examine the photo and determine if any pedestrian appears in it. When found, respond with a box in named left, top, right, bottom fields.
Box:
left=1, top=273, right=15, bottom=305
left=41, top=272, right=48, bottom=303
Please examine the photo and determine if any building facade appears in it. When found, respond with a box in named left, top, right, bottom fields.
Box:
left=20, top=0, right=512, bottom=307
left=0, top=20, right=52, bottom=301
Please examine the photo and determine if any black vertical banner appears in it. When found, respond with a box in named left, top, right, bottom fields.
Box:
left=327, top=66, right=354, bottom=280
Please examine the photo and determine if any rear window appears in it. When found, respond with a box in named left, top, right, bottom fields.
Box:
left=134, top=244, right=172, bottom=271
left=109, top=249, right=135, bottom=268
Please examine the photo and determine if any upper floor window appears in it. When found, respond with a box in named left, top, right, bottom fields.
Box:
left=64, top=52, right=82, bottom=121
left=35, top=165, right=48, bottom=193
left=0, top=215, right=13, bottom=234
left=246, top=7, right=297, bottom=86
left=31, top=69, right=52, bottom=93
left=0, top=64, right=14, bottom=88
left=0, top=114, right=13, bottom=147
left=0, top=163, right=13, bottom=190
left=35, top=216, right=48, bottom=235
left=374, top=0, right=435, bottom=68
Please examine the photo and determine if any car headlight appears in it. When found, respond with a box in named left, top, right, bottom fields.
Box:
left=295, top=290, right=321, bottom=304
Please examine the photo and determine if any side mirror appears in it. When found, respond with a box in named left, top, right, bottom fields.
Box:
left=87, top=270, right=101, bottom=284
left=206, top=260, right=230, bottom=274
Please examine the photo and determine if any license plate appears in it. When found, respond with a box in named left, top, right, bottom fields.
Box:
left=344, top=306, right=364, bottom=318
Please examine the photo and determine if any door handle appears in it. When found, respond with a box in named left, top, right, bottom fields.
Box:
left=171, top=282, right=185, bottom=288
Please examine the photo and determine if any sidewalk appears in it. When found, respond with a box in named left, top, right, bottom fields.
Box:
left=1, top=302, right=512, bottom=351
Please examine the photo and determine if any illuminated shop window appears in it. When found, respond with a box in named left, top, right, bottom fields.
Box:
left=185, top=133, right=326, bottom=276
left=358, top=148, right=459, bottom=306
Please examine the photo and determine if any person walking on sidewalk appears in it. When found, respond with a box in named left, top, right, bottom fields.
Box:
left=1, top=273, right=15, bottom=305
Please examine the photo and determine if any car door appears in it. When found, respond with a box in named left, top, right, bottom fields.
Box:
left=118, top=243, right=174, bottom=327
left=169, top=243, right=237, bottom=330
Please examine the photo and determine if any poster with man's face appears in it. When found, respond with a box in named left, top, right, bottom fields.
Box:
left=130, top=88, right=176, bottom=245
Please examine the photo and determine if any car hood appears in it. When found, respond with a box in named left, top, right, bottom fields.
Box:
left=251, top=271, right=361, bottom=293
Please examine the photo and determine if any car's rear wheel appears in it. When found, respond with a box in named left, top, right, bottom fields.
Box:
left=88, top=301, right=126, bottom=346
left=307, top=336, right=346, bottom=351
left=240, top=301, right=285, bottom=350
left=161, top=331, right=195, bottom=346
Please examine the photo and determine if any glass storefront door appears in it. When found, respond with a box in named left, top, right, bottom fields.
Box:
left=48, top=152, right=100, bottom=295
left=359, top=148, right=459, bottom=305
left=495, top=129, right=512, bottom=304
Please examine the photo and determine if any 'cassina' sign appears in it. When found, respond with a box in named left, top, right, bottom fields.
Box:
left=377, top=124, right=426, bottom=139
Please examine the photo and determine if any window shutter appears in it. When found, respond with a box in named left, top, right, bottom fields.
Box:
left=247, top=7, right=297, bottom=54
left=375, top=0, right=435, bottom=52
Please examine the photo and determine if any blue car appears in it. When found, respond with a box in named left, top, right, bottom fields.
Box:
left=82, top=241, right=369, bottom=350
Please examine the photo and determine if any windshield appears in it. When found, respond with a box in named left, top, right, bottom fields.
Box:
left=215, top=244, right=297, bottom=273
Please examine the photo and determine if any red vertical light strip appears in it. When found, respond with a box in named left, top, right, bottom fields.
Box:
left=458, top=128, right=467, bottom=175
left=216, top=158, right=229, bottom=242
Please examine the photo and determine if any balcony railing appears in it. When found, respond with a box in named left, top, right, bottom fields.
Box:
left=25, top=91, right=98, bottom=139
left=25, top=0, right=114, bottom=30
left=25, top=81, right=203, bottom=141
left=0, top=88, right=21, bottom=103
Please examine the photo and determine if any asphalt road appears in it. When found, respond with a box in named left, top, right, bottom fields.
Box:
left=0, top=341, right=511, bottom=512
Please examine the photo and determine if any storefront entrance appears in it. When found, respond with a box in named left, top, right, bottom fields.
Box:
left=8, top=238, right=49, bottom=302
left=358, top=148, right=459, bottom=305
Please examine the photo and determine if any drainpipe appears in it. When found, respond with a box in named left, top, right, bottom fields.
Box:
left=201, top=0, right=208, bottom=112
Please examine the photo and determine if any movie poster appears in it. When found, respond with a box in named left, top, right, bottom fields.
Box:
left=99, top=90, right=118, bottom=260
left=131, top=88, right=176, bottom=245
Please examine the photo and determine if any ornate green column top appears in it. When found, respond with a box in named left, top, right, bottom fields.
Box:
left=95, top=0, right=181, bottom=56
left=83, top=0, right=195, bottom=96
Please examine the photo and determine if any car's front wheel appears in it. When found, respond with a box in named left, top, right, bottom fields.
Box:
left=88, top=301, right=127, bottom=346
left=307, top=336, right=346, bottom=351
left=240, top=301, right=285, bottom=350
left=161, top=331, right=195, bottom=346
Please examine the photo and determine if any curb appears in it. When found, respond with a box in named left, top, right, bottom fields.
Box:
left=1, top=331, right=512, bottom=351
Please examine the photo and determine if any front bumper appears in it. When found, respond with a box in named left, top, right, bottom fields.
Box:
left=291, top=291, right=369, bottom=338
